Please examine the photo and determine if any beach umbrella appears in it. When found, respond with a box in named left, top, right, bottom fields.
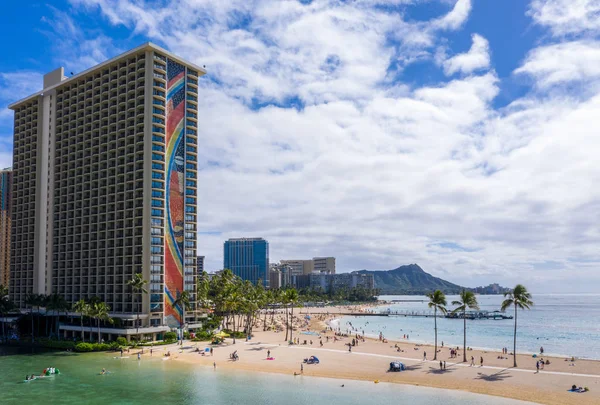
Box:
left=215, top=331, right=230, bottom=338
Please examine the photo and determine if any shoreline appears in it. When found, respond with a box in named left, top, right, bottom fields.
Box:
left=122, top=305, right=600, bottom=405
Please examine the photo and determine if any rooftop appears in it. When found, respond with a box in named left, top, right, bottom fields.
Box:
left=8, top=42, right=207, bottom=110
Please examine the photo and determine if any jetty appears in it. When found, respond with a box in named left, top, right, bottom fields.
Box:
left=377, top=309, right=513, bottom=320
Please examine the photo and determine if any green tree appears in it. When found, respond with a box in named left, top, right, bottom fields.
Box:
left=46, top=293, right=69, bottom=340
left=501, top=284, right=533, bottom=368
left=127, top=273, right=148, bottom=337
left=0, top=285, right=14, bottom=341
left=89, top=301, right=113, bottom=343
left=173, top=290, right=190, bottom=345
left=73, top=299, right=90, bottom=342
left=427, top=290, right=447, bottom=361
left=285, top=288, right=299, bottom=343
left=452, top=289, right=479, bottom=363
left=25, top=293, right=44, bottom=343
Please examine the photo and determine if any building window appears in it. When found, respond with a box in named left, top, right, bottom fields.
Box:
left=151, top=208, right=164, bottom=217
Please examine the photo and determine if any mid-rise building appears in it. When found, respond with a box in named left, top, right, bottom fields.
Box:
left=8, top=43, right=205, bottom=339
left=280, top=259, right=313, bottom=276
left=307, top=272, right=374, bottom=293
left=223, top=238, right=269, bottom=287
left=313, top=257, right=335, bottom=274
left=268, top=266, right=282, bottom=290
left=0, top=168, right=12, bottom=287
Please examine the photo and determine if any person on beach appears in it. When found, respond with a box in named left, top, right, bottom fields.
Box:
left=210, top=348, right=214, bottom=356
left=470, top=356, right=475, bottom=366
left=480, top=357, right=483, bottom=367
left=301, top=364, right=304, bottom=374
left=540, top=347, right=544, bottom=354
left=137, top=353, right=141, bottom=360
left=213, top=362, right=216, bottom=370
left=120, top=348, right=123, bottom=357
left=150, top=348, right=153, bottom=356
left=536, top=361, right=540, bottom=373
left=267, top=350, right=271, bottom=358
left=423, top=351, right=427, bottom=361
left=440, top=361, right=443, bottom=370
left=443, top=361, right=446, bottom=370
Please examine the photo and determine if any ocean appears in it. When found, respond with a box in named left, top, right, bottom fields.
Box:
left=0, top=347, right=535, bottom=405
left=337, top=294, right=600, bottom=360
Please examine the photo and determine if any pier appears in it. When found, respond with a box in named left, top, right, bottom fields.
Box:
left=378, top=309, right=513, bottom=320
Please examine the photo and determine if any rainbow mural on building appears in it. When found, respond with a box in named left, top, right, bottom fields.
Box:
left=164, top=59, right=186, bottom=328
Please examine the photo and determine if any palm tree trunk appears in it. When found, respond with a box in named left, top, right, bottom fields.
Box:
left=263, top=306, right=268, bottom=331
left=463, top=311, right=467, bottom=363
left=513, top=305, right=518, bottom=368
left=433, top=307, right=438, bottom=360
left=30, top=308, right=34, bottom=343
left=136, top=297, right=140, bottom=337
left=290, top=304, right=294, bottom=343
left=97, top=318, right=101, bottom=343
left=80, top=313, right=84, bottom=342
left=285, top=306, right=289, bottom=342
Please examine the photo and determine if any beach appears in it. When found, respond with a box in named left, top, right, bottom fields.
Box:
left=142, top=304, right=600, bottom=405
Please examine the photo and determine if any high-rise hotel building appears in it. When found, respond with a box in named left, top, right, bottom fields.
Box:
left=0, top=168, right=12, bottom=287
left=8, top=43, right=205, bottom=337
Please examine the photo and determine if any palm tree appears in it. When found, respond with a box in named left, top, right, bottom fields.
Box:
left=172, top=290, right=190, bottom=345
left=46, top=293, right=69, bottom=340
left=452, top=289, right=479, bottom=363
left=89, top=301, right=113, bottom=343
left=25, top=293, right=40, bottom=343
left=0, top=285, right=13, bottom=341
left=427, top=290, right=447, bottom=360
left=73, top=299, right=90, bottom=342
left=127, top=273, right=148, bottom=338
left=286, top=289, right=299, bottom=343
left=501, top=284, right=533, bottom=368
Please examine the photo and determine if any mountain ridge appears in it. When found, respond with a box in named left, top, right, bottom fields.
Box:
left=356, top=264, right=465, bottom=295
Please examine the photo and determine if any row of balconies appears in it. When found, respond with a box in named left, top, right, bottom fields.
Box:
left=58, top=94, right=144, bottom=114
left=57, top=84, right=144, bottom=107
left=52, top=257, right=143, bottom=267
left=54, top=139, right=145, bottom=153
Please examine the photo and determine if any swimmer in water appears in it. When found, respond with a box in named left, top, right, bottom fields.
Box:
left=101, top=368, right=107, bottom=375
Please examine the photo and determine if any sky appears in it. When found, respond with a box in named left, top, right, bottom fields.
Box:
left=1, top=0, right=600, bottom=293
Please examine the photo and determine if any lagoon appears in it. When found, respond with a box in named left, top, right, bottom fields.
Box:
left=0, top=347, right=536, bottom=405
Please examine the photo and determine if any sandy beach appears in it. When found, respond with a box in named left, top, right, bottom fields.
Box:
left=121, top=305, right=600, bottom=405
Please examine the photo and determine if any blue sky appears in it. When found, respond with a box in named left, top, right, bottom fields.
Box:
left=1, top=0, right=600, bottom=292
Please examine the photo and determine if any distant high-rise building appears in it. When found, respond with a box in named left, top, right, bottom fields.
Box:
left=313, top=257, right=335, bottom=274
left=8, top=43, right=205, bottom=339
left=0, top=168, right=12, bottom=287
left=196, top=256, right=205, bottom=274
left=224, top=238, right=269, bottom=287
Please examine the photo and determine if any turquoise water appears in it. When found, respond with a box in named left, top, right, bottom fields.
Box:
left=338, top=294, right=600, bottom=359
left=0, top=347, right=534, bottom=405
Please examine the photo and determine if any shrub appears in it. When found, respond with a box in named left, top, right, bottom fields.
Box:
left=223, top=330, right=245, bottom=339
left=183, top=331, right=191, bottom=340
left=75, top=342, right=94, bottom=352
left=115, top=337, right=127, bottom=347
left=74, top=342, right=112, bottom=352
left=192, top=331, right=214, bottom=341
left=164, top=331, right=177, bottom=341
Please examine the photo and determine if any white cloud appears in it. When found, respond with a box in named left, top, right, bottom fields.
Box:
left=432, top=0, right=472, bottom=30
left=528, top=0, right=600, bottom=37
left=2, top=0, right=600, bottom=291
left=442, top=33, right=490, bottom=76
left=514, top=41, right=600, bottom=89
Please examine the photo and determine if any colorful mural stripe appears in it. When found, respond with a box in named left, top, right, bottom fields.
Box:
left=164, top=59, right=186, bottom=328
